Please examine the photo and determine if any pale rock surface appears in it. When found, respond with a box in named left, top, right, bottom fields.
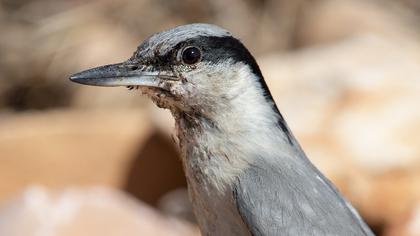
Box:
left=0, top=186, right=199, bottom=236
left=386, top=203, right=420, bottom=236
left=260, top=34, right=420, bottom=173
left=297, top=0, right=420, bottom=47
left=0, top=109, right=152, bottom=202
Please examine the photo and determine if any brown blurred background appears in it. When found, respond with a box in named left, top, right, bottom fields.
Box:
left=1, top=0, right=420, bottom=235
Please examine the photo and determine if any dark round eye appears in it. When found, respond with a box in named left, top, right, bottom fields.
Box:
left=181, top=46, right=202, bottom=65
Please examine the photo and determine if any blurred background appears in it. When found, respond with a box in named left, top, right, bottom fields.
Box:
left=0, top=0, right=420, bottom=235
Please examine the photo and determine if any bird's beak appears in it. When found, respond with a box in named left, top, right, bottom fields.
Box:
left=69, top=62, right=175, bottom=89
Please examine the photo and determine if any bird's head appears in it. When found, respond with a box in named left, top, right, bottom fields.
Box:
left=70, top=24, right=275, bottom=121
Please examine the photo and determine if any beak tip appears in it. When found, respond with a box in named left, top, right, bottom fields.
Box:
left=69, top=72, right=91, bottom=85
left=69, top=73, right=80, bottom=82
left=69, top=76, right=77, bottom=83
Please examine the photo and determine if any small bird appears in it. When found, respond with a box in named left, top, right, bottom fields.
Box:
left=70, top=24, right=374, bottom=236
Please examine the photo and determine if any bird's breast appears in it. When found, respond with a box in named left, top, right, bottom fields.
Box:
left=176, top=129, right=252, bottom=235
left=185, top=166, right=251, bottom=236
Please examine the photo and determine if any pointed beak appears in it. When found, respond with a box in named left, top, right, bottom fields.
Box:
left=69, top=62, right=175, bottom=88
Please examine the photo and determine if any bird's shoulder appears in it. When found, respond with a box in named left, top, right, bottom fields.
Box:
left=232, top=156, right=374, bottom=236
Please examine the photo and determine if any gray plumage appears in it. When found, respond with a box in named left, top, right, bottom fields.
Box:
left=70, top=23, right=375, bottom=236
left=234, top=158, right=372, bottom=235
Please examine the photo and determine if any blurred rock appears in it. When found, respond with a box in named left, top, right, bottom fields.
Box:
left=123, top=131, right=187, bottom=207
left=386, top=203, right=420, bottom=236
left=261, top=34, right=420, bottom=172
left=297, top=0, right=420, bottom=47
left=158, top=188, right=195, bottom=224
left=0, top=109, right=152, bottom=202
left=0, top=186, right=199, bottom=236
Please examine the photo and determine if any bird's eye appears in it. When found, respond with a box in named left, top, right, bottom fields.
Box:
left=181, top=46, right=202, bottom=65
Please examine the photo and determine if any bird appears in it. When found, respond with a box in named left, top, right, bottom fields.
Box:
left=69, top=23, right=374, bottom=236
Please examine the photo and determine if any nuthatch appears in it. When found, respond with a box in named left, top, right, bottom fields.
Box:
left=70, top=24, right=374, bottom=236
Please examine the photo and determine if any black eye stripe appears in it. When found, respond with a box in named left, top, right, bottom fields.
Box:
left=182, top=46, right=202, bottom=65
left=135, top=36, right=262, bottom=78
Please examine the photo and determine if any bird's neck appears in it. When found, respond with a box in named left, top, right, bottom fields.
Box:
left=172, top=75, right=300, bottom=190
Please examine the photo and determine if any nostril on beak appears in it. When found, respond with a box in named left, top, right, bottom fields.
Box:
left=129, top=65, right=139, bottom=71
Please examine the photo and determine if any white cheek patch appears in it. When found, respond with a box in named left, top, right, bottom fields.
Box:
left=175, top=63, right=294, bottom=189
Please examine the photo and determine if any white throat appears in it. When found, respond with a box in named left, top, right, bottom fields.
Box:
left=173, top=64, right=296, bottom=190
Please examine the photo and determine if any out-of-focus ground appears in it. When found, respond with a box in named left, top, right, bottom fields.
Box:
left=1, top=0, right=420, bottom=235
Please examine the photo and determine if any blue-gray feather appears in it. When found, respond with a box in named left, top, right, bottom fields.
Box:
left=233, top=156, right=374, bottom=236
